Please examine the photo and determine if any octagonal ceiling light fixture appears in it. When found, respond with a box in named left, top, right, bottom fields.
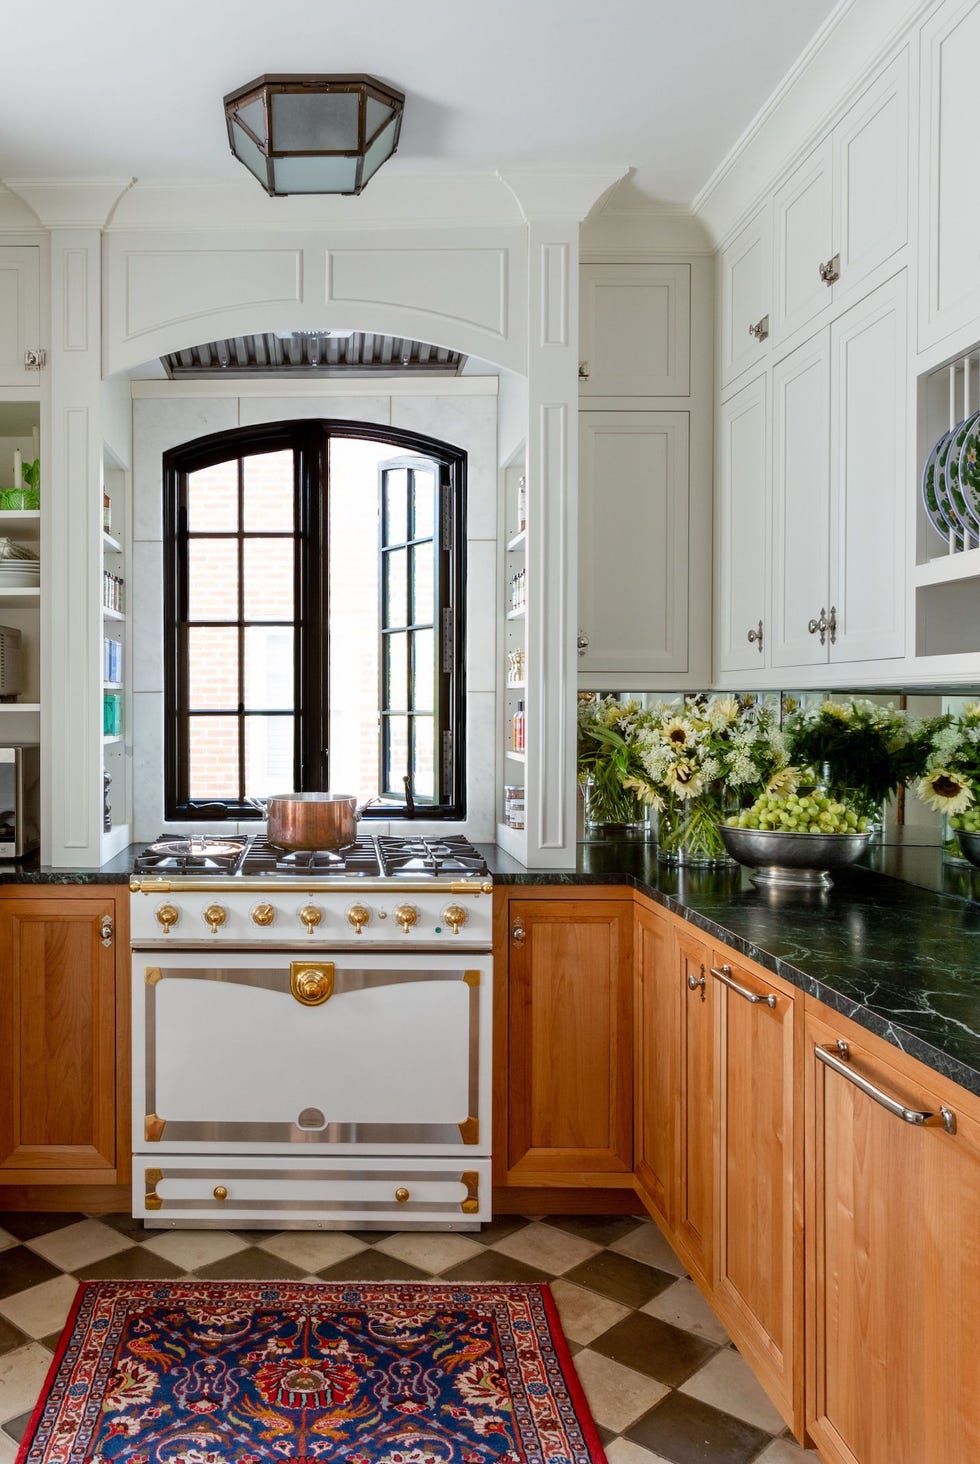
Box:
left=223, top=73, right=405, bottom=196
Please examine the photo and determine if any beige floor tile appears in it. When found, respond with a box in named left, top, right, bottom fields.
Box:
left=0, top=1231, right=16, bottom=1255
left=256, top=1232, right=369, bottom=1272
left=373, top=1232, right=483, bottom=1274
left=0, top=1430, right=19, bottom=1464
left=0, top=1274, right=79, bottom=1341
left=548, top=1278, right=631, bottom=1346
left=605, top=1438, right=675, bottom=1464
left=608, top=1221, right=687, bottom=1277
left=679, top=1347, right=786, bottom=1435
left=26, top=1219, right=132, bottom=1273
left=491, top=1222, right=600, bottom=1275
left=641, top=1276, right=731, bottom=1345
left=141, top=1230, right=247, bottom=1270
left=754, top=1438, right=822, bottom=1462
left=0, top=1342, right=52, bottom=1424
left=570, top=1348, right=670, bottom=1433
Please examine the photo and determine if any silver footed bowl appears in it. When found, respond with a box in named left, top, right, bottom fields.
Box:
left=955, top=830, right=980, bottom=868
left=717, top=824, right=873, bottom=889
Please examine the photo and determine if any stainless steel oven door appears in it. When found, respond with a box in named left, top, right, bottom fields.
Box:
left=133, top=949, right=491, bottom=1157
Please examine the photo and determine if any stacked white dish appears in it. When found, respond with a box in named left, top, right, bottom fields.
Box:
left=0, top=539, right=39, bottom=588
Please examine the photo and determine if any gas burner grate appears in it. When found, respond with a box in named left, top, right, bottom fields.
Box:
left=376, top=834, right=490, bottom=878
left=241, top=835, right=382, bottom=878
left=135, top=835, right=249, bottom=875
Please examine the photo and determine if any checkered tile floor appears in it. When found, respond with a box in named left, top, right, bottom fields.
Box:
left=0, top=1211, right=819, bottom=1464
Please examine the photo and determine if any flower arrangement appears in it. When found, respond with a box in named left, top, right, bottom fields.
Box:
left=576, top=695, right=648, bottom=828
left=782, top=698, right=934, bottom=820
left=915, top=703, right=980, bottom=827
left=622, top=696, right=792, bottom=863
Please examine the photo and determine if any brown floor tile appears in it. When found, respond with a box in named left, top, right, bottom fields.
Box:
left=97, top=1212, right=154, bottom=1244
left=192, top=1246, right=306, bottom=1281
left=471, top=1216, right=534, bottom=1247
left=40, top=1332, right=64, bottom=1353
left=438, top=1250, right=550, bottom=1285
left=316, top=1251, right=429, bottom=1282
left=595, top=1423, right=617, bottom=1447
left=627, top=1391, right=771, bottom=1463
left=0, top=1214, right=85, bottom=1244
left=0, top=1248, right=62, bottom=1301
left=542, top=1215, right=645, bottom=1248
left=343, top=1230, right=397, bottom=1246
left=590, top=1311, right=719, bottom=1388
left=75, top=1248, right=186, bottom=1282
left=0, top=1314, right=29, bottom=1357
left=563, top=1250, right=675, bottom=1309
left=1, top=1410, right=33, bottom=1443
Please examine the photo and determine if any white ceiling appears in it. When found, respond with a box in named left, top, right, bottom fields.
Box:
left=0, top=0, right=838, bottom=210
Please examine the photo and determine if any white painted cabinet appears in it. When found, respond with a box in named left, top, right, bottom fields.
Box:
left=770, top=274, right=907, bottom=671
left=715, top=375, right=769, bottom=673
left=579, top=264, right=690, bottom=398
left=719, top=206, right=772, bottom=389
left=918, top=0, right=980, bottom=349
left=0, top=247, right=40, bottom=386
left=578, top=411, right=690, bottom=680
left=772, top=52, right=908, bottom=350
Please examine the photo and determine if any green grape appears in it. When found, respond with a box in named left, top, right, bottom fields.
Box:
left=725, top=787, right=867, bottom=835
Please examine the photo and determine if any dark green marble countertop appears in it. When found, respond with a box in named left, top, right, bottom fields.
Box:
left=2, top=833, right=978, bottom=1097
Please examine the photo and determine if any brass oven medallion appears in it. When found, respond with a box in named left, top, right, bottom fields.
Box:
left=290, top=961, right=335, bottom=1006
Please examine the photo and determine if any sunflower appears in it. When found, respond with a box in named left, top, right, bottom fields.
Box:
left=661, top=717, right=696, bottom=749
left=765, top=765, right=799, bottom=799
left=664, top=760, right=703, bottom=800
left=917, top=768, right=975, bottom=815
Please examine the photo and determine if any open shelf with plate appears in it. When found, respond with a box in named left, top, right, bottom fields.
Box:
left=497, top=448, right=528, bottom=858
left=0, top=406, right=41, bottom=756
left=100, top=448, right=131, bottom=861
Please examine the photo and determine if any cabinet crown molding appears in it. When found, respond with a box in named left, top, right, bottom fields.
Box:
left=3, top=178, right=135, bottom=229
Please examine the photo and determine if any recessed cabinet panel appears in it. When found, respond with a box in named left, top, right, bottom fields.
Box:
left=578, top=411, right=689, bottom=678
left=0, top=247, right=40, bottom=385
left=773, top=138, right=834, bottom=345
left=829, top=276, right=906, bottom=663
left=720, top=206, right=772, bottom=388
left=579, top=263, right=690, bottom=397
left=770, top=334, right=831, bottom=668
left=716, top=375, right=768, bottom=672
left=834, top=51, right=909, bottom=302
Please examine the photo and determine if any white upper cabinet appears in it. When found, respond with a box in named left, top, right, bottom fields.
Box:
left=719, top=206, right=772, bottom=389
left=0, top=247, right=41, bottom=387
left=919, top=0, right=980, bottom=350
left=772, top=137, right=835, bottom=347
left=578, top=411, right=690, bottom=679
left=770, top=274, right=907, bottom=671
left=579, top=264, right=690, bottom=397
left=715, top=374, right=769, bottom=674
left=772, top=51, right=909, bottom=350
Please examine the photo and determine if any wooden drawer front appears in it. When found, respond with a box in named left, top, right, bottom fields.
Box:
left=135, top=1157, right=492, bottom=1227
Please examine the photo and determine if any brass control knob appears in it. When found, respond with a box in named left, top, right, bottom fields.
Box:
left=393, top=903, right=419, bottom=934
left=213, top=1185, right=228, bottom=1202
left=346, top=903, right=370, bottom=935
left=299, top=904, right=323, bottom=935
left=155, top=903, right=179, bottom=934
left=250, top=903, right=275, bottom=927
left=395, top=1187, right=410, bottom=1204
left=203, top=904, right=227, bottom=935
left=442, top=904, right=468, bottom=935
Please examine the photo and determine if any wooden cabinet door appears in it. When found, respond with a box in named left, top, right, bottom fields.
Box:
left=673, top=928, right=714, bottom=1288
left=711, top=954, right=802, bottom=1437
left=828, top=274, right=906, bottom=664
left=772, top=137, right=834, bottom=344
left=720, top=205, right=772, bottom=389
left=805, top=1005, right=980, bottom=1464
left=505, top=898, right=633, bottom=1183
left=0, top=246, right=40, bottom=386
left=770, top=329, right=831, bottom=669
left=578, top=411, right=690, bottom=680
left=579, top=263, right=691, bottom=398
left=0, top=893, right=119, bottom=1179
left=833, top=50, right=909, bottom=305
left=634, top=901, right=676, bottom=1229
left=715, top=373, right=769, bottom=673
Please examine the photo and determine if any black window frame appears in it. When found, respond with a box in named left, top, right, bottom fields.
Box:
left=162, top=418, right=466, bottom=821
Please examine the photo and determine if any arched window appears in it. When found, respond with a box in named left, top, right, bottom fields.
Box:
left=162, top=420, right=466, bottom=820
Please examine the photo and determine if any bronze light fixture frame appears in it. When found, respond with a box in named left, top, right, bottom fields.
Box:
left=223, top=73, right=405, bottom=196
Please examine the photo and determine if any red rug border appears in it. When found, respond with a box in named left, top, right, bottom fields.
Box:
left=14, top=1276, right=609, bottom=1464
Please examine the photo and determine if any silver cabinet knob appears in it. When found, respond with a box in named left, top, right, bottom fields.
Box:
left=512, top=921, right=526, bottom=947
left=819, top=253, right=840, bottom=285
left=577, top=631, right=589, bottom=657
left=807, top=608, right=829, bottom=645
left=748, top=314, right=770, bottom=341
left=747, top=620, right=764, bottom=652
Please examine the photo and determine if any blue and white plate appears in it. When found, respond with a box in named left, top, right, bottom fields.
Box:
left=946, top=411, right=980, bottom=537
left=921, top=428, right=954, bottom=540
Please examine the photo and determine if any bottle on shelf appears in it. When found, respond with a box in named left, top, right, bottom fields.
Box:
left=504, top=784, right=525, bottom=829
left=511, top=699, right=525, bottom=752
left=517, top=474, right=527, bottom=534
left=103, top=490, right=111, bottom=532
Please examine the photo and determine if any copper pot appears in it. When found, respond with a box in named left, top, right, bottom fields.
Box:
left=263, top=793, right=364, bottom=851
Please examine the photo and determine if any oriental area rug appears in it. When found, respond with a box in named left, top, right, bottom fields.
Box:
left=15, top=1278, right=607, bottom=1464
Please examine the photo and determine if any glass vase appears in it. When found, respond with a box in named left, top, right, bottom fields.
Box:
left=580, top=775, right=646, bottom=834
left=656, top=788, right=735, bottom=866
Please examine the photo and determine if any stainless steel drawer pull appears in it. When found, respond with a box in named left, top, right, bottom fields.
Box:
left=816, top=1042, right=956, bottom=1134
left=710, top=964, right=776, bottom=1008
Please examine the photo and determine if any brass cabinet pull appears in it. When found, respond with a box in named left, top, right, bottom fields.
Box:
left=816, top=1042, right=956, bottom=1134
left=203, top=904, right=227, bottom=934
left=747, top=620, right=764, bottom=653
left=290, top=960, right=335, bottom=1007
left=299, top=904, right=322, bottom=935
left=213, top=1185, right=228, bottom=1201
left=395, top=1186, right=410, bottom=1203
left=710, top=963, right=776, bottom=1009
left=512, top=920, right=526, bottom=947
left=155, top=903, right=179, bottom=934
